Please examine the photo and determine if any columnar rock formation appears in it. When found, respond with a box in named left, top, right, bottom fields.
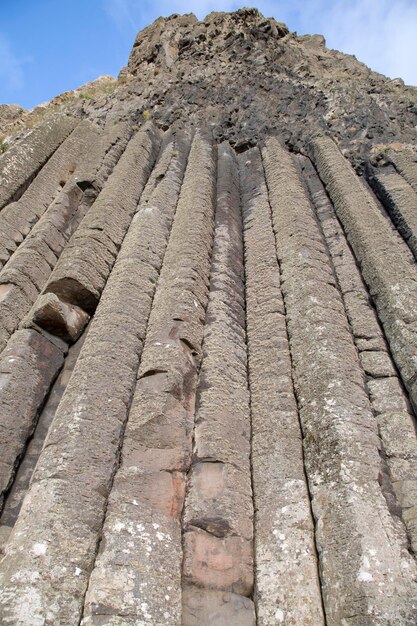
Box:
left=1, top=7, right=417, bottom=626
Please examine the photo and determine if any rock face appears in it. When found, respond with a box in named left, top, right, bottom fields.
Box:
left=120, top=8, right=417, bottom=162
left=3, top=8, right=417, bottom=169
left=1, top=7, right=417, bottom=626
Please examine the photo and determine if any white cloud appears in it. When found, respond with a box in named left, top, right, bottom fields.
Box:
left=103, top=0, right=417, bottom=85
left=103, top=0, right=141, bottom=32
left=323, top=0, right=417, bottom=85
left=0, top=34, right=26, bottom=91
left=261, top=0, right=417, bottom=86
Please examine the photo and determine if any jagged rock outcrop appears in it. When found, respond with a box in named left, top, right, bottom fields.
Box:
left=2, top=8, right=417, bottom=169
left=1, top=7, right=417, bottom=626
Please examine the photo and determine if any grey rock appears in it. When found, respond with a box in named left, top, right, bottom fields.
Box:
left=0, top=114, right=77, bottom=210
left=264, top=137, right=417, bottom=624
left=0, top=329, right=64, bottom=509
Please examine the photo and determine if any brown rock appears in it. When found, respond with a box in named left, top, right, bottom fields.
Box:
left=81, top=130, right=214, bottom=626
left=25, top=292, right=89, bottom=342
left=240, top=146, right=325, bottom=626
left=182, top=585, right=256, bottom=626
left=45, top=123, right=161, bottom=312
left=264, top=137, right=417, bottom=623
left=183, top=528, right=253, bottom=596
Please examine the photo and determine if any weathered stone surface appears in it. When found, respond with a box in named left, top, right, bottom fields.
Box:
left=2, top=10, right=417, bottom=625
left=78, top=9, right=417, bottom=167
left=366, top=164, right=417, bottom=260
left=359, top=349, right=397, bottom=377
left=389, top=149, right=417, bottom=195
left=0, top=131, right=189, bottom=625
left=311, top=137, right=417, bottom=415
left=182, top=143, right=255, bottom=617
left=183, top=528, right=253, bottom=595
left=0, top=120, right=101, bottom=267
left=264, top=137, right=417, bottom=624
left=185, top=461, right=252, bottom=540
left=0, top=330, right=87, bottom=553
left=0, top=329, right=64, bottom=509
left=44, top=123, right=161, bottom=312
left=240, top=146, right=324, bottom=625
left=0, top=103, right=25, bottom=128
left=182, top=586, right=255, bottom=626
left=0, top=114, right=77, bottom=210
left=303, top=152, right=417, bottom=564
left=2, top=123, right=133, bottom=315
left=0, top=179, right=92, bottom=351
left=81, top=130, right=215, bottom=626
left=23, top=292, right=89, bottom=342
left=73, top=120, right=132, bottom=192
left=4, top=9, right=417, bottom=167
left=190, top=143, right=248, bottom=471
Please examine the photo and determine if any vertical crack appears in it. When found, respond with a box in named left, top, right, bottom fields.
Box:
left=260, top=147, right=328, bottom=625
left=301, top=153, right=417, bottom=558
left=239, top=166, right=260, bottom=626
left=79, top=131, right=195, bottom=623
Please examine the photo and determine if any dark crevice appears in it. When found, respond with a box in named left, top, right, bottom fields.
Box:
left=186, top=520, right=234, bottom=539
left=179, top=336, right=198, bottom=356
left=239, top=155, right=260, bottom=622
left=139, top=368, right=168, bottom=379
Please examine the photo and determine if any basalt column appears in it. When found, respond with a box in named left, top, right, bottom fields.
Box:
left=182, top=143, right=255, bottom=625
left=263, top=137, right=417, bottom=625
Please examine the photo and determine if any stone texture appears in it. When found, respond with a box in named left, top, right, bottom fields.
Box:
left=1, top=10, right=417, bottom=626
left=0, top=114, right=77, bottom=210
left=366, top=164, right=417, bottom=260
left=181, top=142, right=255, bottom=620
left=81, top=130, right=215, bottom=626
left=23, top=293, right=89, bottom=342
left=73, top=120, right=132, bottom=192
left=182, top=586, right=256, bottom=626
left=44, top=123, right=161, bottom=312
left=52, top=8, right=417, bottom=168
left=389, top=149, right=417, bottom=194
left=0, top=179, right=92, bottom=351
left=240, top=146, right=324, bottom=625
left=0, top=130, right=184, bottom=626
left=311, top=137, right=417, bottom=415
left=0, top=120, right=101, bottom=268
left=264, top=137, right=417, bottom=624
left=183, top=529, right=253, bottom=595
left=0, top=329, right=64, bottom=509
left=0, top=330, right=87, bottom=553
left=302, top=153, right=417, bottom=561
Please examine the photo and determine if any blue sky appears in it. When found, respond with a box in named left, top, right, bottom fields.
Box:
left=1, top=0, right=417, bottom=109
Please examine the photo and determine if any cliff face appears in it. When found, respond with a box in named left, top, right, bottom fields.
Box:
left=2, top=8, right=417, bottom=167
left=121, top=8, right=417, bottom=161
left=1, top=8, right=417, bottom=626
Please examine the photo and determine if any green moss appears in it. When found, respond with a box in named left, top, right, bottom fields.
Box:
left=78, top=92, right=94, bottom=101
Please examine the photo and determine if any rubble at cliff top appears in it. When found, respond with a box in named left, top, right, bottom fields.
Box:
left=2, top=8, right=417, bottom=168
